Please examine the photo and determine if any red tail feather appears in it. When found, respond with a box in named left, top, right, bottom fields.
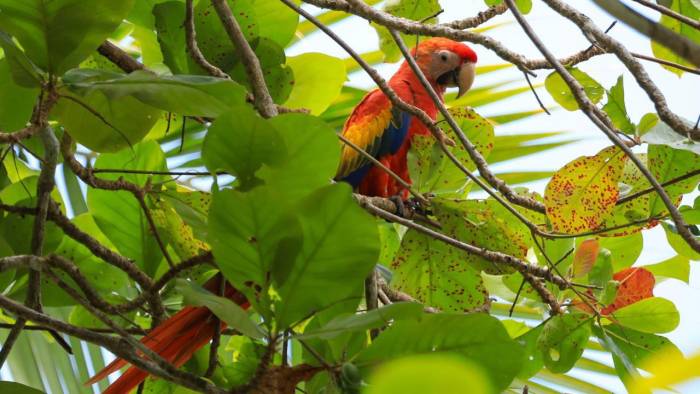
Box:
left=86, top=276, right=248, bottom=394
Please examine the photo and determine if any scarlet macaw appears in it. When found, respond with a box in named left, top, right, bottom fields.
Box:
left=87, top=37, right=477, bottom=394
left=335, top=37, right=477, bottom=198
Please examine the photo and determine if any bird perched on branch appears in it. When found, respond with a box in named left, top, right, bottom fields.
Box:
left=335, top=37, right=477, bottom=199
left=86, top=37, right=477, bottom=394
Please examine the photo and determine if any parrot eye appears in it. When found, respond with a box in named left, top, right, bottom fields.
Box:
left=440, top=52, right=449, bottom=62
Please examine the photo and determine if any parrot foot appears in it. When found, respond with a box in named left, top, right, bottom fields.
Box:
left=389, top=195, right=409, bottom=218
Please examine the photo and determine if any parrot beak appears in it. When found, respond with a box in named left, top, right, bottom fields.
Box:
left=456, top=62, right=476, bottom=99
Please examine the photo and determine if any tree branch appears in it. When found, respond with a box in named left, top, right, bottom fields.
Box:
left=507, top=0, right=700, bottom=255
left=210, top=0, right=277, bottom=118
left=185, top=0, right=230, bottom=79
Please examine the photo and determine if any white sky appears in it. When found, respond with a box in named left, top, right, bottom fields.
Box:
left=290, top=1, right=700, bottom=392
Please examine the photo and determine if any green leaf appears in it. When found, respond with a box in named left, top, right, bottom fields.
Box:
left=664, top=222, right=700, bottom=259
left=365, top=354, right=494, bottom=394
left=296, top=302, right=423, bottom=340
left=284, top=53, right=346, bottom=115
left=373, top=0, right=442, bottom=62
left=0, top=59, right=38, bottom=131
left=202, top=105, right=286, bottom=189
left=0, top=381, right=45, bottom=394
left=544, top=146, right=626, bottom=234
left=153, top=1, right=189, bottom=75
left=356, top=313, right=524, bottom=391
left=637, top=113, right=659, bottom=135
left=516, top=325, right=544, bottom=379
left=253, top=0, right=299, bottom=47
left=0, top=31, right=44, bottom=87
left=53, top=88, right=161, bottom=153
left=54, top=214, right=129, bottom=294
left=87, top=141, right=168, bottom=276
left=208, top=186, right=303, bottom=311
left=647, top=144, right=700, bottom=216
left=602, top=75, right=635, bottom=134
left=545, top=68, right=604, bottom=111
left=390, top=228, right=490, bottom=312
left=62, top=69, right=248, bottom=118
left=651, top=0, right=700, bottom=76
left=603, top=324, right=682, bottom=370
left=193, top=0, right=257, bottom=72
left=611, top=297, right=680, bottom=333
left=643, top=255, right=690, bottom=283
left=0, top=0, right=135, bottom=75
left=273, top=184, right=379, bottom=328
left=259, top=113, right=340, bottom=201
left=537, top=313, right=592, bottom=373
left=175, top=279, right=265, bottom=339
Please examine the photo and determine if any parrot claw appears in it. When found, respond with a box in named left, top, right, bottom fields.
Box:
left=389, top=195, right=409, bottom=218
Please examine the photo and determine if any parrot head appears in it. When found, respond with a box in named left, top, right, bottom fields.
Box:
left=411, top=37, right=478, bottom=98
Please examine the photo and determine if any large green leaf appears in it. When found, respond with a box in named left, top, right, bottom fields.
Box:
left=0, top=59, right=38, bottom=131
left=651, top=0, right=700, bottom=76
left=545, top=68, right=604, bottom=111
left=647, top=143, right=700, bottom=216
left=273, top=184, right=379, bottom=328
left=355, top=313, right=524, bottom=391
left=603, top=324, right=682, bottom=370
left=610, top=297, right=680, bottom=334
left=0, top=0, right=134, bottom=75
left=391, top=228, right=489, bottom=312
left=62, top=69, right=248, bottom=118
left=53, top=88, right=161, bottom=153
left=87, top=141, right=168, bottom=276
left=365, top=354, right=493, bottom=394
left=208, top=186, right=303, bottom=312
left=284, top=53, right=346, bottom=115
left=202, top=105, right=286, bottom=189
left=260, top=113, right=339, bottom=201
left=643, top=255, right=690, bottom=283
left=153, top=1, right=190, bottom=75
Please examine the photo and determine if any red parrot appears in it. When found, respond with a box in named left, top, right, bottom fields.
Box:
left=335, top=37, right=477, bottom=198
left=87, top=37, right=476, bottom=394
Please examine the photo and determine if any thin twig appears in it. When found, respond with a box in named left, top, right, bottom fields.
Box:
left=523, top=71, right=550, bottom=115
left=185, top=0, right=230, bottom=79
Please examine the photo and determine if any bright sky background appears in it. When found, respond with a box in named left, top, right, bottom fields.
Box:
left=290, top=1, right=700, bottom=392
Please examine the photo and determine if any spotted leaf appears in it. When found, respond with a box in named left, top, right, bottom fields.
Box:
left=544, top=146, right=627, bottom=234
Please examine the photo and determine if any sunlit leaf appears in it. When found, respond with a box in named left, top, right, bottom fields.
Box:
left=572, top=239, right=599, bottom=278
left=651, top=0, right=700, bottom=76
left=603, top=75, right=635, bottom=134
left=537, top=313, right=592, bottom=373
left=611, top=297, right=679, bottom=334
left=0, top=0, right=134, bottom=74
left=284, top=53, right=346, bottom=115
left=545, top=146, right=627, bottom=234
left=545, top=68, right=604, bottom=111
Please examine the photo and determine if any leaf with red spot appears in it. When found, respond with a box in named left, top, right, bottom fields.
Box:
left=601, top=267, right=655, bottom=315
left=571, top=239, right=599, bottom=278
left=544, top=146, right=627, bottom=234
